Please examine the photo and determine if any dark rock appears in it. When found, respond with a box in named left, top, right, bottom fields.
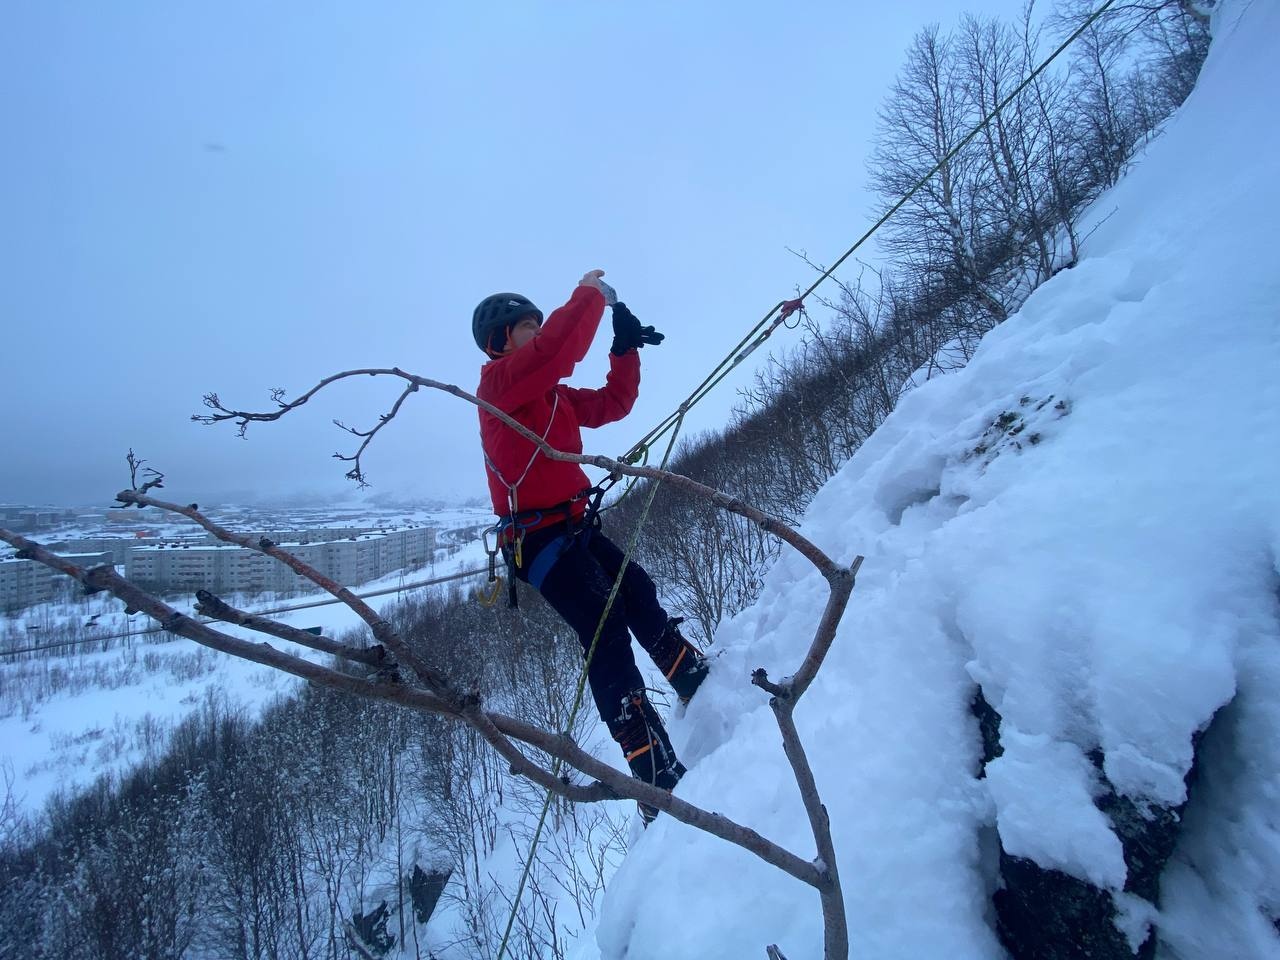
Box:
left=976, top=684, right=1218, bottom=959
left=350, top=901, right=395, bottom=956
left=1087, top=729, right=1206, bottom=907
left=409, top=864, right=452, bottom=925
left=994, top=853, right=1147, bottom=960
left=1092, top=782, right=1180, bottom=907
left=970, top=687, right=1004, bottom=772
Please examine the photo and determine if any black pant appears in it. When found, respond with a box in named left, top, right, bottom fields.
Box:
left=510, top=522, right=672, bottom=729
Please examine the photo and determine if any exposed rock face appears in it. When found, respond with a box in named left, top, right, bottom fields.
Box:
left=994, top=853, right=1143, bottom=960
left=409, top=864, right=452, bottom=926
left=971, top=687, right=1004, bottom=768
left=350, top=901, right=396, bottom=956
left=971, top=689, right=1208, bottom=959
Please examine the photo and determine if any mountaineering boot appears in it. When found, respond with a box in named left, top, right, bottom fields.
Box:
left=612, top=689, right=686, bottom=825
left=650, top=617, right=709, bottom=705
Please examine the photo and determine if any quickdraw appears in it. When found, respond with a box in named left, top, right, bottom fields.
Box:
left=478, top=476, right=620, bottom=609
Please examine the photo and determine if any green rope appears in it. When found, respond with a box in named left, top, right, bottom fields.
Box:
left=495, top=412, right=687, bottom=960
left=622, top=0, right=1119, bottom=465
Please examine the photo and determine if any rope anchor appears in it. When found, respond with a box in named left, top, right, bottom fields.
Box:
left=734, top=297, right=806, bottom=365
left=778, top=297, right=806, bottom=321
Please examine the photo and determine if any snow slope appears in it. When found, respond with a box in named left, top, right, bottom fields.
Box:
left=592, top=3, right=1280, bottom=957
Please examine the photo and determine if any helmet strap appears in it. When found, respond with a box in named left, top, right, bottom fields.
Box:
left=485, top=329, right=507, bottom=359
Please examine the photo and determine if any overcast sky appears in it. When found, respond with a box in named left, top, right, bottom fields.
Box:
left=2, top=0, right=1034, bottom=509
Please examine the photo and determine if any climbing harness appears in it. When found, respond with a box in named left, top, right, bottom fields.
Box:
left=479, top=474, right=619, bottom=608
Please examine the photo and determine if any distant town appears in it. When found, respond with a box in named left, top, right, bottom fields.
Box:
left=0, top=501, right=490, bottom=614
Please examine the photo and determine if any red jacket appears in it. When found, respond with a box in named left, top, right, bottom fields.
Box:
left=477, top=286, right=640, bottom=531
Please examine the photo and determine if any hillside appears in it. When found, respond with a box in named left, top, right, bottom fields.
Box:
left=588, top=2, right=1279, bottom=956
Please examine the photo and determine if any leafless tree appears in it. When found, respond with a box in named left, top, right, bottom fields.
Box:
left=1055, top=0, right=1209, bottom=192
left=0, top=763, right=22, bottom=852
left=872, top=25, right=1011, bottom=326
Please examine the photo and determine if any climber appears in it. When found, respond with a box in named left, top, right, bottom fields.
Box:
left=474, top=269, right=708, bottom=823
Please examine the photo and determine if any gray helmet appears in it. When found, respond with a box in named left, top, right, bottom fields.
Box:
left=472, top=293, right=543, bottom=354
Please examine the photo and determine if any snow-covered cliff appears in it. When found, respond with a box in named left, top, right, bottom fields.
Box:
left=593, top=2, right=1280, bottom=956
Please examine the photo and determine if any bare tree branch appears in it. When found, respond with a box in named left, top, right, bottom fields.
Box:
left=126, top=448, right=165, bottom=498
left=485, top=709, right=824, bottom=888
left=789, top=555, right=864, bottom=702
left=769, top=696, right=847, bottom=957
left=193, top=589, right=390, bottom=670
left=749, top=556, right=863, bottom=959
left=192, top=368, right=864, bottom=955
left=332, top=380, right=419, bottom=486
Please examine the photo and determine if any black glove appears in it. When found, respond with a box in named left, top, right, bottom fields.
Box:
left=610, top=302, right=665, bottom=357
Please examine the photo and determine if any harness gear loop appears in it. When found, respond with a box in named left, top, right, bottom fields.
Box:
left=481, top=478, right=615, bottom=609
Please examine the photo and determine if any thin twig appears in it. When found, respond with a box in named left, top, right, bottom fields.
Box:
left=125, top=448, right=165, bottom=498
left=332, top=380, right=419, bottom=486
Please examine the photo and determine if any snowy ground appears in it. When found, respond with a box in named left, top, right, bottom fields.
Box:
left=0, top=506, right=493, bottom=818
left=573, top=3, right=1278, bottom=957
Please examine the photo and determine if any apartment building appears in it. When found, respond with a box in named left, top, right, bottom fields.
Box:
left=125, top=527, right=436, bottom=595
left=3, top=524, right=436, bottom=609
left=0, top=551, right=110, bottom=613
left=0, top=506, right=76, bottom=532
left=55, top=536, right=205, bottom=565
left=127, top=544, right=242, bottom=593
left=0, top=557, right=55, bottom=613
left=378, top=527, right=434, bottom=573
